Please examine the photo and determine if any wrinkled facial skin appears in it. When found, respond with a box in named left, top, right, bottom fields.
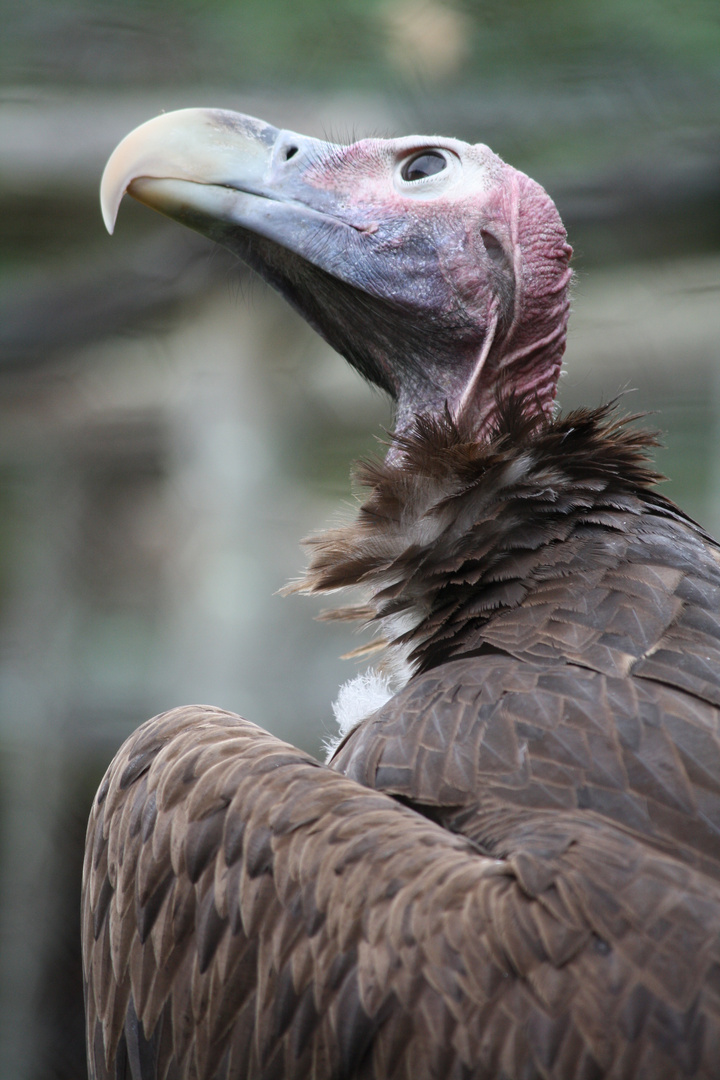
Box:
left=102, top=109, right=572, bottom=439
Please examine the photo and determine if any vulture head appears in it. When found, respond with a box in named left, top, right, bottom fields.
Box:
left=101, top=108, right=572, bottom=441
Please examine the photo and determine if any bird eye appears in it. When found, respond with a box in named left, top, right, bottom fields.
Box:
left=401, top=150, right=448, bottom=182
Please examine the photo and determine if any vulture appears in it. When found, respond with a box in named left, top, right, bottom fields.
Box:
left=83, top=108, right=720, bottom=1080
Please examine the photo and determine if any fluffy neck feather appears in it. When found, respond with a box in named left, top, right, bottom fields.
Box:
left=290, top=399, right=667, bottom=679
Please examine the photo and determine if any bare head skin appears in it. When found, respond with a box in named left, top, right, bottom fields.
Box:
left=102, top=108, right=572, bottom=441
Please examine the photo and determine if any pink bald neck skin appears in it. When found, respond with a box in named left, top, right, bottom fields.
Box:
left=294, top=135, right=573, bottom=444
left=466, top=171, right=574, bottom=435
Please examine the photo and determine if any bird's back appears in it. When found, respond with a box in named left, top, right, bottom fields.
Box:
left=83, top=405, right=720, bottom=1079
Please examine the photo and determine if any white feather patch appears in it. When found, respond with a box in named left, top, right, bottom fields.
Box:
left=324, top=668, right=395, bottom=760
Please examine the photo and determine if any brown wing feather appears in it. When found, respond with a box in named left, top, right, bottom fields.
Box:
left=331, top=653, right=720, bottom=1076
left=83, top=408, right=720, bottom=1079
left=84, top=703, right=720, bottom=1079
left=332, top=655, right=720, bottom=881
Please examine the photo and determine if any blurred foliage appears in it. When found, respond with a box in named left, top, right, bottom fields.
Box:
left=3, top=0, right=720, bottom=92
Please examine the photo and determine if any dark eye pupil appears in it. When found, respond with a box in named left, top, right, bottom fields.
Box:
left=402, top=151, right=447, bottom=182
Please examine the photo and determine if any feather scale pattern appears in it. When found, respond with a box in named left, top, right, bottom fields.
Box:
left=83, top=402, right=720, bottom=1078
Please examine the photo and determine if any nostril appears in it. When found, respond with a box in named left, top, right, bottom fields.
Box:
left=284, top=145, right=299, bottom=161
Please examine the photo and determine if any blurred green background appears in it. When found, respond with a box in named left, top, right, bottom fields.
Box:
left=1, top=1, right=720, bottom=1076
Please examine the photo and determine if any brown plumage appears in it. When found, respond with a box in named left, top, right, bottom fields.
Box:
left=84, top=110, right=720, bottom=1078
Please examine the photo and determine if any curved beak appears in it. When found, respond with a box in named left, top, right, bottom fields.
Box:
left=99, top=106, right=372, bottom=300
left=100, top=108, right=281, bottom=234
left=98, top=107, right=404, bottom=396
